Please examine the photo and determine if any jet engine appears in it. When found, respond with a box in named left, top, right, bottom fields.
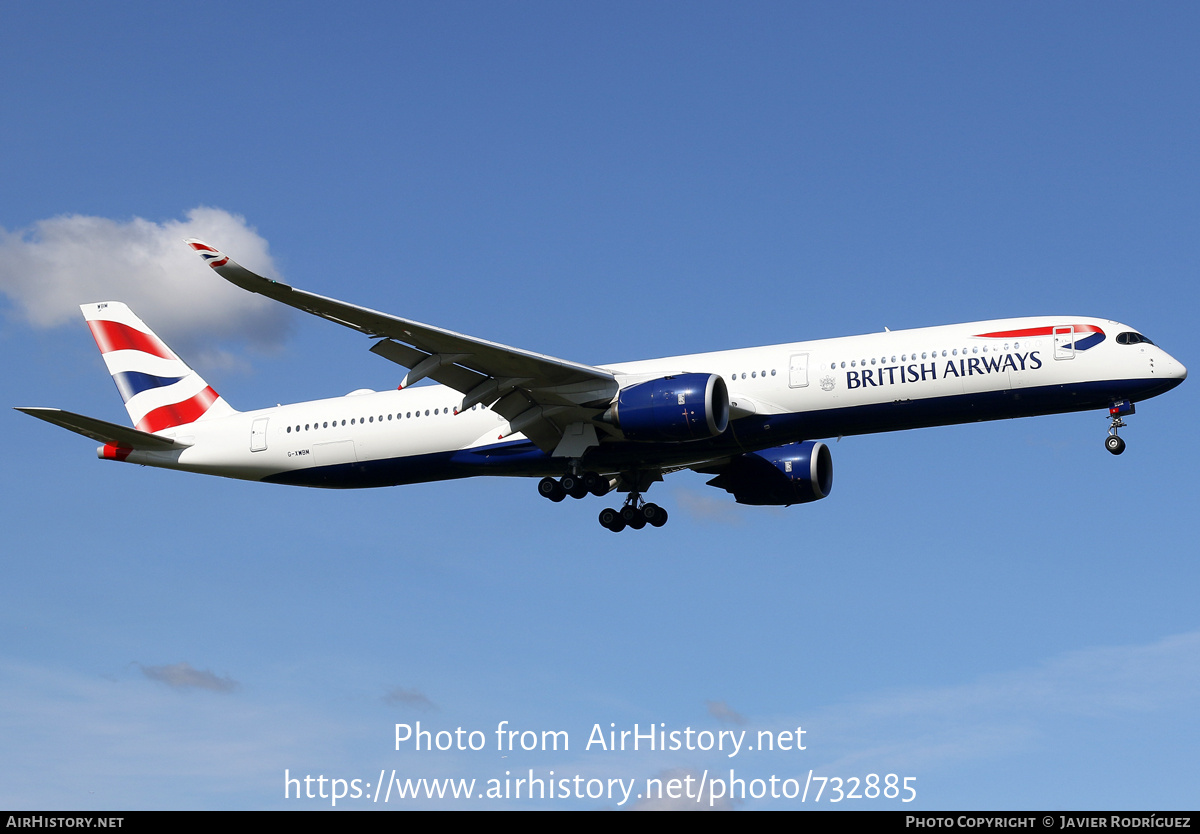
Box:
left=704, top=441, right=833, bottom=506
left=608, top=373, right=729, bottom=442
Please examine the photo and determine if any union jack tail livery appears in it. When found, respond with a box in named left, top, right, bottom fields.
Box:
left=81, top=301, right=236, bottom=433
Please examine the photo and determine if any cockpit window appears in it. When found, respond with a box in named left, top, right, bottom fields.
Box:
left=1116, top=332, right=1156, bottom=346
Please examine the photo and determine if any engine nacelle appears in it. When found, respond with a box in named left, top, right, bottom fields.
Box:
left=705, top=441, right=833, bottom=506
left=610, top=373, right=729, bottom=442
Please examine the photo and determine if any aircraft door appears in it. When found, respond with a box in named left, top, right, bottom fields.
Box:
left=250, top=417, right=269, bottom=452
left=789, top=353, right=810, bottom=388
left=1053, top=326, right=1076, bottom=360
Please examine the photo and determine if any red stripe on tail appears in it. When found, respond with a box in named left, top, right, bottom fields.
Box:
left=135, top=386, right=220, bottom=432
left=87, top=320, right=176, bottom=359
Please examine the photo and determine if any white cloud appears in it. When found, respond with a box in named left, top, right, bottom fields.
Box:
left=706, top=700, right=747, bottom=725
left=139, top=662, right=239, bottom=693
left=0, top=207, right=289, bottom=357
left=383, top=687, right=437, bottom=711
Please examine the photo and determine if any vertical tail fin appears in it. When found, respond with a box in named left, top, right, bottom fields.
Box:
left=81, top=301, right=236, bottom=433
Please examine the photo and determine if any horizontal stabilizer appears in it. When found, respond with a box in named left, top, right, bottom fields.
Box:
left=14, top=407, right=190, bottom=450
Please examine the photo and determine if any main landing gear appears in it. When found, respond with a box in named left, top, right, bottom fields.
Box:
left=1105, top=400, right=1134, bottom=456
left=537, top=472, right=608, bottom=502
left=598, top=496, right=667, bottom=533
left=537, top=471, right=669, bottom=531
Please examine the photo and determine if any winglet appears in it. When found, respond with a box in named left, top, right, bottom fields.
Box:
left=184, top=238, right=230, bottom=268
left=184, top=238, right=292, bottom=295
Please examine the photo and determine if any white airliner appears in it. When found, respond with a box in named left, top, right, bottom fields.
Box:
left=17, top=240, right=1187, bottom=531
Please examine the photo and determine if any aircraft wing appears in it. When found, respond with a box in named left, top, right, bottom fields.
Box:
left=15, top=407, right=189, bottom=450
left=186, top=240, right=618, bottom=454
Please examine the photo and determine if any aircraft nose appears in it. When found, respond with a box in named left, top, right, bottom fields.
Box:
left=1166, top=353, right=1187, bottom=382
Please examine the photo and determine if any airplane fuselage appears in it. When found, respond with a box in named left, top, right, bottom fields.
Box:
left=113, top=315, right=1185, bottom=489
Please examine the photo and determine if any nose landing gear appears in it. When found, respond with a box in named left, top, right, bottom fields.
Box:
left=1105, top=400, right=1134, bottom=455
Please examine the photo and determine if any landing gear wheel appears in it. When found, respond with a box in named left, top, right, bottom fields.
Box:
left=642, top=503, right=668, bottom=528
left=598, top=507, right=624, bottom=532
left=1105, top=434, right=1126, bottom=455
left=559, top=474, right=588, bottom=499
left=538, top=477, right=565, bottom=502
left=583, top=471, right=607, bottom=496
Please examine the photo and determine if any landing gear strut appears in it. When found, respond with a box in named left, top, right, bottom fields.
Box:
left=1105, top=400, right=1134, bottom=456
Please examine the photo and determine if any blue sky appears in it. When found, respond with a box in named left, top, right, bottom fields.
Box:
left=2, top=2, right=1198, bottom=810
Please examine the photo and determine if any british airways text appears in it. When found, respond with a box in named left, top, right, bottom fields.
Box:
left=846, top=351, right=1043, bottom=389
